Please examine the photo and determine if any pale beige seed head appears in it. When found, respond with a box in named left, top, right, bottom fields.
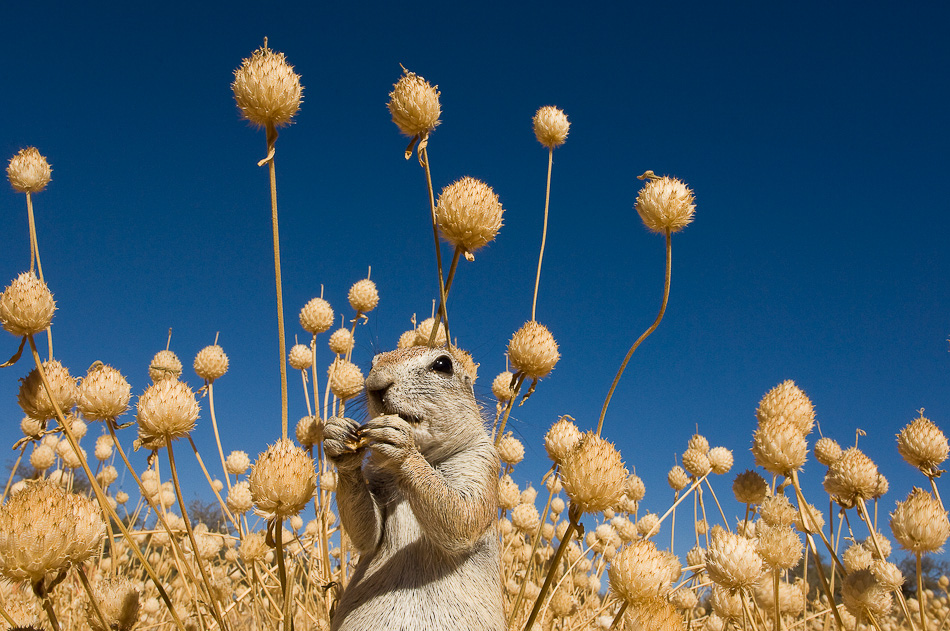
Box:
left=96, top=464, right=118, bottom=487
left=388, top=68, right=441, bottom=137
left=608, top=538, right=675, bottom=604
left=670, top=585, right=699, bottom=611
left=413, top=317, right=447, bottom=347
left=636, top=513, right=660, bottom=538
left=30, top=443, right=56, bottom=471
left=300, top=297, right=334, bottom=334
left=136, top=379, right=199, bottom=444
left=436, top=176, right=505, bottom=255
left=688, top=433, right=710, bottom=453
left=897, top=413, right=949, bottom=475
left=328, top=327, right=355, bottom=355
left=533, top=105, right=570, bottom=149
left=814, top=436, right=843, bottom=466
left=823, top=447, right=879, bottom=507
left=149, top=349, right=182, bottom=383
left=635, top=175, right=696, bottom=234
left=288, top=344, right=313, bottom=370
left=497, top=432, right=525, bottom=466
left=682, top=448, right=712, bottom=477
left=711, top=585, right=746, bottom=621
left=686, top=545, right=705, bottom=568
left=548, top=582, right=576, bottom=618
left=295, top=415, right=323, bottom=448
left=510, top=503, right=540, bottom=534
left=239, top=531, right=269, bottom=563
left=668, top=465, right=689, bottom=491
left=890, top=487, right=950, bottom=553
left=756, top=522, right=803, bottom=570
left=328, top=359, right=364, bottom=400
left=57, top=439, right=86, bottom=469
left=508, top=321, right=559, bottom=379
left=87, top=575, right=140, bottom=631
left=21, top=415, right=42, bottom=438
left=760, top=493, right=797, bottom=527
left=0, top=272, right=55, bottom=336
left=194, top=345, right=229, bottom=382
left=498, top=475, right=520, bottom=510
left=492, top=371, right=515, bottom=402
left=732, top=469, right=768, bottom=505
left=545, top=415, right=583, bottom=465
left=756, top=380, right=815, bottom=436
left=397, top=329, right=416, bottom=349
left=843, top=542, right=874, bottom=572
left=225, top=450, right=251, bottom=475
left=232, top=42, right=302, bottom=128
left=752, top=418, right=807, bottom=476
left=249, top=438, right=316, bottom=518
left=708, top=446, right=734, bottom=474
left=873, top=473, right=888, bottom=499
left=18, top=359, right=78, bottom=421
left=79, top=363, right=131, bottom=421
left=227, top=480, right=253, bottom=514
left=560, top=432, right=627, bottom=513
left=7, top=147, right=52, bottom=193
left=348, top=279, right=379, bottom=313
left=864, top=531, right=892, bottom=559
left=871, top=560, right=905, bottom=590
left=842, top=568, right=893, bottom=619
left=753, top=579, right=807, bottom=617
left=625, top=473, right=646, bottom=502
left=625, top=599, right=685, bottom=631
left=794, top=500, right=826, bottom=534
left=705, top=525, right=764, bottom=590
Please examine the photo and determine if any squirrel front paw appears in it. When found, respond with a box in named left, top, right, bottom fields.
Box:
left=324, top=416, right=365, bottom=471
left=362, top=414, right=417, bottom=469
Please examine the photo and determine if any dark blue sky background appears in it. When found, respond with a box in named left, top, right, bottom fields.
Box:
left=2, top=1, right=948, bottom=552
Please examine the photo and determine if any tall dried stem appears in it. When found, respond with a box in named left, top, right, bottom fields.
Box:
left=531, top=148, right=553, bottom=321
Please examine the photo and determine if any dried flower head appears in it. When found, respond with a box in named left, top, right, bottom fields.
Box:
left=897, top=413, right=948, bottom=475
left=7, top=147, right=52, bottom=193
left=498, top=475, right=520, bottom=510
left=795, top=500, right=826, bottom=534
left=532, top=106, right=570, bottom=149
left=21, top=415, right=42, bottom=438
left=18, top=359, right=78, bottom=421
left=560, top=432, right=627, bottom=513
left=225, top=450, right=251, bottom=475
left=823, top=447, right=879, bottom=507
left=436, top=177, right=505, bottom=256
left=0, top=272, right=55, bottom=336
left=843, top=542, right=874, bottom=572
left=708, top=446, right=734, bottom=474
left=497, top=432, right=525, bottom=466
left=288, top=344, right=314, bottom=370
left=232, top=41, right=302, bottom=128
left=249, top=438, right=316, bottom=518
left=668, top=465, right=689, bottom=491
left=625, top=474, right=646, bottom=502
left=30, top=443, right=56, bottom=471
left=300, top=297, right=334, bottom=334
left=239, top=531, right=269, bottom=563
left=348, top=278, right=379, bottom=313
left=756, top=522, right=803, bottom=570
left=329, top=327, right=355, bottom=355
left=842, top=568, right=893, bottom=620
left=733, top=469, right=769, bottom=504
left=756, top=380, right=815, bottom=436
left=136, top=379, right=200, bottom=444
left=635, top=175, right=696, bottom=234
left=705, top=525, right=764, bottom=590
left=637, top=513, right=660, bottom=538
left=682, top=448, right=712, bottom=477
left=814, top=436, right=843, bottom=466
left=328, top=359, right=364, bottom=400
left=79, top=363, right=131, bottom=421
left=508, top=321, right=559, bottom=379
left=711, top=585, right=747, bottom=621
left=388, top=68, right=441, bottom=137
left=890, top=487, right=950, bottom=553
left=510, top=503, right=540, bottom=534
left=194, top=345, right=229, bottom=382
left=544, top=416, right=583, bottom=465
left=492, top=371, right=515, bottom=402
left=227, top=480, right=253, bottom=514
left=759, top=493, right=797, bottom=527
left=752, top=418, right=807, bottom=476
left=87, top=575, right=140, bottom=631
left=295, top=415, right=322, bottom=448
left=397, top=329, right=416, bottom=349
left=149, top=350, right=182, bottom=383
left=609, top=539, right=675, bottom=604
left=94, top=435, right=114, bottom=461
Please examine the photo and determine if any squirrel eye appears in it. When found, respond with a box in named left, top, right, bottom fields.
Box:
left=430, top=355, right=453, bottom=375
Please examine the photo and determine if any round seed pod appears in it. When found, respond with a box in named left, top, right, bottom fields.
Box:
left=608, top=538, right=673, bottom=605
left=288, top=344, right=314, bottom=370
left=227, top=481, right=253, bottom=514
left=498, top=475, right=520, bottom=510
left=843, top=543, right=874, bottom=572
left=871, top=560, right=905, bottom=591
left=328, top=328, right=355, bottom=355
left=625, top=474, right=646, bottom=502
left=841, top=568, right=893, bottom=620
left=94, top=435, right=114, bottom=461
left=823, top=447, right=879, bottom=507
left=491, top=371, right=515, bottom=402
left=30, top=444, right=56, bottom=471
left=705, top=525, right=764, bottom=591
left=136, top=379, right=200, bottom=444
left=0, top=272, right=55, bottom=336
left=295, top=415, right=322, bottom=448
left=413, top=318, right=446, bottom=347
left=194, top=345, right=229, bottom=382
left=544, top=416, right=582, bottom=465
left=496, top=432, right=525, bottom=466
left=864, top=532, right=892, bottom=559
left=79, top=363, right=131, bottom=421
left=756, top=522, right=803, bottom=570
left=388, top=69, right=441, bottom=137
left=436, top=177, right=504, bottom=255
left=249, top=438, right=316, bottom=518
left=232, top=42, right=302, bottom=128
left=348, top=279, right=379, bottom=313
left=708, top=446, right=734, bottom=474
left=508, top=321, right=559, bottom=380
left=300, top=297, right=334, bottom=334
left=21, top=416, right=42, bottom=438
left=397, top=330, right=416, bottom=349
left=560, top=432, right=627, bottom=514
left=225, top=450, right=251, bottom=476
left=688, top=433, right=710, bottom=453
left=897, top=413, right=948, bottom=475
left=668, top=466, right=689, bottom=491
left=756, top=380, right=815, bottom=437
left=636, top=513, right=660, bottom=538
left=532, top=106, right=570, bottom=149
left=239, top=531, right=268, bottom=563
left=814, top=436, right=843, bottom=466
left=890, top=487, right=950, bottom=554
left=635, top=175, right=696, bottom=234
left=86, top=575, right=141, bottom=631
left=7, top=147, right=52, bottom=193
left=682, top=448, right=712, bottom=477
left=18, top=359, right=78, bottom=421
left=149, top=350, right=182, bottom=383
left=328, top=359, right=364, bottom=400
left=711, top=585, right=746, bottom=621
left=759, top=493, right=797, bottom=527
left=751, top=418, right=807, bottom=476
left=510, top=503, right=540, bottom=534
left=732, top=469, right=768, bottom=505
left=794, top=500, right=826, bottom=534
left=96, top=465, right=118, bottom=488
left=686, top=545, right=706, bottom=568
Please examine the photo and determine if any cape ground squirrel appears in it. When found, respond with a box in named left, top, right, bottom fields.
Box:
left=324, top=346, right=504, bottom=630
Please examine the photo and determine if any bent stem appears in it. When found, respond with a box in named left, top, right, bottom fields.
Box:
left=273, top=518, right=292, bottom=631
left=531, top=147, right=553, bottom=321
left=418, top=142, right=451, bottom=348
left=493, top=374, right=525, bottom=443
left=507, top=464, right=557, bottom=628
left=207, top=381, right=231, bottom=491
left=34, top=578, right=61, bottom=631
left=428, top=246, right=462, bottom=347
left=26, top=335, right=187, bottom=631
left=25, top=193, right=53, bottom=358
left=596, top=230, right=672, bottom=436
left=523, top=504, right=580, bottom=631
left=76, top=565, right=110, bottom=631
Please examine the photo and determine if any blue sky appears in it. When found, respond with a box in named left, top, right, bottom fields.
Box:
left=2, top=1, right=948, bottom=554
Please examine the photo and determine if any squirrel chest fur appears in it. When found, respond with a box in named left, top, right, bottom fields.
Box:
left=324, top=346, right=504, bottom=631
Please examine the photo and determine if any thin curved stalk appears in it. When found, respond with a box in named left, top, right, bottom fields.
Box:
left=596, top=230, right=672, bottom=436
left=263, top=123, right=289, bottom=440
left=493, top=374, right=525, bottom=444
left=418, top=142, right=451, bottom=349
left=207, top=382, right=231, bottom=491
left=428, top=247, right=461, bottom=346
left=531, top=148, right=553, bottom=321
left=76, top=565, right=111, bottom=631
left=523, top=505, right=580, bottom=631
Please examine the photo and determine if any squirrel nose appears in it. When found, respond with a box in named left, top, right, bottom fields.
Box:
left=367, top=383, right=391, bottom=410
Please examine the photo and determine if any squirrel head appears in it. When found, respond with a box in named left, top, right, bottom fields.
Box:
left=366, top=346, right=486, bottom=459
